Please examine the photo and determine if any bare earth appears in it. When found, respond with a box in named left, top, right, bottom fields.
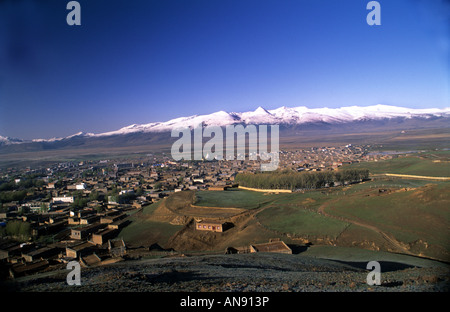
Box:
left=4, top=253, right=449, bottom=292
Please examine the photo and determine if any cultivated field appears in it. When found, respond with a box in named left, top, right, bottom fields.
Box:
left=111, top=147, right=450, bottom=262
left=342, top=150, right=450, bottom=177
left=120, top=177, right=450, bottom=262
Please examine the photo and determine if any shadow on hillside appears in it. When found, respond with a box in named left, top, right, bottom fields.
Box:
left=288, top=243, right=312, bottom=254
left=329, top=260, right=416, bottom=272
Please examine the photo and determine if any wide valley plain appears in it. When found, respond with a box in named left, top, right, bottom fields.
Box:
left=1, top=128, right=449, bottom=292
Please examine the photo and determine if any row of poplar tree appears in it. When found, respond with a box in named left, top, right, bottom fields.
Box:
left=235, top=168, right=370, bottom=190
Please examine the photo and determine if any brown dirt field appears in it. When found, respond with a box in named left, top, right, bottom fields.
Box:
left=166, top=207, right=281, bottom=252
left=147, top=201, right=179, bottom=223
left=183, top=205, right=246, bottom=218
left=135, top=191, right=281, bottom=252
left=125, top=185, right=449, bottom=261
left=150, top=191, right=248, bottom=221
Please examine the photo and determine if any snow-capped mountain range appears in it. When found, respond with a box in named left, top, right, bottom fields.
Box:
left=95, top=104, right=450, bottom=137
left=1, top=104, right=449, bottom=145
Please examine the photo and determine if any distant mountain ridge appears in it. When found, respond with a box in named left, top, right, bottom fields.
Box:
left=89, top=104, right=450, bottom=137
left=0, top=104, right=449, bottom=156
left=1, top=104, right=449, bottom=145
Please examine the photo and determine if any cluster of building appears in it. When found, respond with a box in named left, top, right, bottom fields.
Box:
left=0, top=144, right=399, bottom=278
left=0, top=197, right=131, bottom=278
left=277, top=145, right=380, bottom=171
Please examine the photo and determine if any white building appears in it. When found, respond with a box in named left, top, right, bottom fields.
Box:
left=52, top=196, right=74, bottom=204
left=76, top=183, right=86, bottom=190
left=119, top=189, right=134, bottom=195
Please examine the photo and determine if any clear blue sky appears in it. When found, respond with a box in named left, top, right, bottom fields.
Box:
left=0, top=0, right=448, bottom=139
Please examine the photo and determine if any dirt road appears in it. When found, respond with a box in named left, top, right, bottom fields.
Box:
left=317, top=199, right=414, bottom=256
left=377, top=173, right=450, bottom=181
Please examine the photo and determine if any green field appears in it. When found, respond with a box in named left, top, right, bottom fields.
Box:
left=328, top=183, right=450, bottom=248
left=119, top=217, right=183, bottom=248
left=257, top=206, right=350, bottom=238
left=343, top=151, right=450, bottom=177
left=118, top=202, right=183, bottom=247
left=192, top=180, right=450, bottom=247
left=341, top=178, right=434, bottom=192
left=118, top=152, right=450, bottom=261
left=141, top=201, right=162, bottom=215
left=194, top=189, right=277, bottom=209
left=194, top=188, right=348, bottom=237
left=187, top=177, right=450, bottom=261
left=196, top=188, right=333, bottom=211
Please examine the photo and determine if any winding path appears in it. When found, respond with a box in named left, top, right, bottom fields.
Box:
left=317, top=198, right=415, bottom=256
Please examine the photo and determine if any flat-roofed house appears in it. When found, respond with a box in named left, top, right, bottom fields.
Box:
left=0, top=241, right=22, bottom=260
left=249, top=240, right=292, bottom=254
left=195, top=220, right=225, bottom=233
left=52, top=196, right=74, bottom=204
left=81, top=253, right=101, bottom=267
left=80, top=215, right=100, bottom=225
left=107, top=219, right=130, bottom=230
left=92, top=228, right=118, bottom=245
left=22, top=246, right=62, bottom=262
left=70, top=223, right=106, bottom=240
left=68, top=217, right=80, bottom=225
left=100, top=213, right=126, bottom=224
left=225, top=238, right=290, bottom=255
left=66, top=241, right=96, bottom=259
left=108, top=239, right=126, bottom=257
left=9, top=260, right=49, bottom=278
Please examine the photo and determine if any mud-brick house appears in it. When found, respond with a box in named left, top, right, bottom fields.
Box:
left=195, top=220, right=226, bottom=232
left=9, top=260, right=49, bottom=278
left=32, top=220, right=68, bottom=237
left=80, top=215, right=101, bottom=225
left=249, top=239, right=292, bottom=254
left=100, top=213, right=126, bottom=224
left=0, top=240, right=27, bottom=260
left=22, top=246, right=62, bottom=262
left=66, top=241, right=97, bottom=259
left=208, top=186, right=229, bottom=191
left=92, top=228, right=119, bottom=245
left=70, top=223, right=106, bottom=240
left=68, top=217, right=80, bottom=225
left=107, top=219, right=130, bottom=230
left=80, top=253, right=102, bottom=267
left=108, top=239, right=126, bottom=257
left=225, top=246, right=251, bottom=254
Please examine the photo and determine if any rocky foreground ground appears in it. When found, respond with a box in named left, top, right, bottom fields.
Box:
left=4, top=253, right=449, bottom=292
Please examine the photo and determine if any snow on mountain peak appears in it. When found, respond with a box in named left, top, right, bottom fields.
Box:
left=0, top=135, right=24, bottom=145
left=5, top=104, right=450, bottom=143
left=254, top=106, right=270, bottom=114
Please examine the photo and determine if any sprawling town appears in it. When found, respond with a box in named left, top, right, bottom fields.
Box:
left=0, top=144, right=397, bottom=278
